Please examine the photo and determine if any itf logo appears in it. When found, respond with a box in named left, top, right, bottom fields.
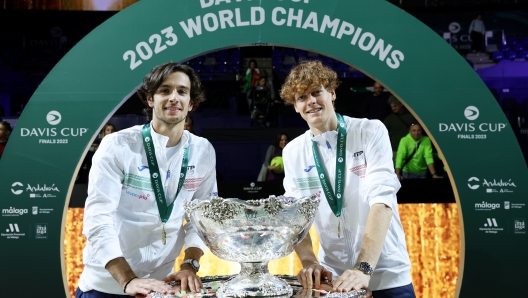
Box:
left=464, top=106, right=479, bottom=121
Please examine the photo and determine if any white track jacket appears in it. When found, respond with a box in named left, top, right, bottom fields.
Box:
left=78, top=124, right=217, bottom=294
left=282, top=116, right=412, bottom=291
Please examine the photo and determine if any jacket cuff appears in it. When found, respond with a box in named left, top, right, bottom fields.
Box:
left=97, top=239, right=124, bottom=268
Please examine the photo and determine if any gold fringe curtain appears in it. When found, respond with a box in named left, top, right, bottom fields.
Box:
left=65, top=203, right=460, bottom=298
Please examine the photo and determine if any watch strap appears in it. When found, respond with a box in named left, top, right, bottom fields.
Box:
left=181, top=258, right=200, bottom=271
left=353, top=262, right=373, bottom=275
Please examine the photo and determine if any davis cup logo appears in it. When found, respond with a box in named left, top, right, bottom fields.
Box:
left=320, top=174, right=324, bottom=179
left=468, top=177, right=480, bottom=189
left=338, top=157, right=343, bottom=163
left=340, top=123, right=345, bottom=128
left=152, top=173, right=159, bottom=178
left=464, top=106, right=479, bottom=121
left=448, top=22, right=461, bottom=34
left=145, top=137, right=150, bottom=142
left=46, top=111, right=61, bottom=125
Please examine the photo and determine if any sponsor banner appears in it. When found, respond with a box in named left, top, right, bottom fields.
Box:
left=1, top=223, right=26, bottom=239
left=438, top=106, right=508, bottom=140
left=0, top=0, right=527, bottom=297
left=17, top=110, right=89, bottom=145
left=467, top=176, right=517, bottom=194
left=10, top=181, right=61, bottom=198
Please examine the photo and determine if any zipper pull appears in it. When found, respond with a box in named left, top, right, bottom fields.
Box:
left=167, top=170, right=171, bottom=179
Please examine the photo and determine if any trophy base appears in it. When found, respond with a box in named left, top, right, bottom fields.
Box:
left=216, top=262, right=293, bottom=297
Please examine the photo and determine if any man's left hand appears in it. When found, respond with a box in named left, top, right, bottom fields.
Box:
left=332, top=269, right=370, bottom=292
left=164, top=270, right=203, bottom=293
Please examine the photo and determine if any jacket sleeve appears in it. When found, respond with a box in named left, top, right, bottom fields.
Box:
left=362, top=120, right=401, bottom=207
left=183, top=143, right=217, bottom=252
left=82, top=134, right=125, bottom=267
left=282, top=143, right=304, bottom=199
left=395, top=135, right=408, bottom=169
left=423, top=137, right=435, bottom=165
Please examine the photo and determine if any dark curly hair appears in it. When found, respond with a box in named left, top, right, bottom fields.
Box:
left=136, top=62, right=206, bottom=121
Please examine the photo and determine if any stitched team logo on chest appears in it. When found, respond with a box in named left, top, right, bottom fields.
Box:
left=184, top=178, right=203, bottom=192
left=349, top=164, right=367, bottom=178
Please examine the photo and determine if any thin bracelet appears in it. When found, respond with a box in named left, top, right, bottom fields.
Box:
left=123, top=276, right=138, bottom=293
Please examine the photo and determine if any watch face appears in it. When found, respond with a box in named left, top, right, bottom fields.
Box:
left=192, top=260, right=200, bottom=268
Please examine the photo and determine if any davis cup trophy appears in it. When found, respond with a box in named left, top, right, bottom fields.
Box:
left=184, top=195, right=320, bottom=297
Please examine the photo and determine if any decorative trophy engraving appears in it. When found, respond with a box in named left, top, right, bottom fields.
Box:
left=184, top=195, right=320, bottom=297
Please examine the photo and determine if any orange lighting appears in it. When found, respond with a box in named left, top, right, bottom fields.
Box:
left=65, top=203, right=459, bottom=298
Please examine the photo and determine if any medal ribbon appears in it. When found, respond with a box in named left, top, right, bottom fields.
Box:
left=141, top=123, right=188, bottom=224
left=312, top=113, right=346, bottom=218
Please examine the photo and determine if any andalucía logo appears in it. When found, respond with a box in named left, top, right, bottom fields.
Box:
left=10, top=181, right=61, bottom=198
left=467, top=176, right=516, bottom=193
left=438, top=106, right=507, bottom=140
left=18, top=110, right=89, bottom=145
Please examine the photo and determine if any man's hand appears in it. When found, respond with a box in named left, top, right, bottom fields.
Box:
left=124, top=277, right=175, bottom=297
left=296, top=263, right=333, bottom=289
left=332, top=269, right=370, bottom=293
left=164, top=270, right=203, bottom=293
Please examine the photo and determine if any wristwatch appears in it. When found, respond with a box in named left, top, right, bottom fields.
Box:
left=181, top=259, right=200, bottom=272
left=353, top=262, right=373, bottom=275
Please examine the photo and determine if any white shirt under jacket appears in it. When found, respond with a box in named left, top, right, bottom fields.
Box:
left=282, top=116, right=412, bottom=291
left=78, top=124, right=217, bottom=294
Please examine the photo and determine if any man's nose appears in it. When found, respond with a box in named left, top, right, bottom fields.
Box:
left=168, top=90, right=178, bottom=101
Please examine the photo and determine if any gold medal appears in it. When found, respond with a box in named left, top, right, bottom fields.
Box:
left=338, top=217, right=341, bottom=238
left=162, top=223, right=167, bottom=245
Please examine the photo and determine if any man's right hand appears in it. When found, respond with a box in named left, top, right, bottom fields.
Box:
left=124, top=277, right=175, bottom=297
left=296, top=263, right=333, bottom=289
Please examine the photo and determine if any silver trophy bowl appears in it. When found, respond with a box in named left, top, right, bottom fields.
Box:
left=184, top=195, right=320, bottom=297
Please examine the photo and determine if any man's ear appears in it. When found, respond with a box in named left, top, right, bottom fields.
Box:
left=147, top=95, right=154, bottom=108
left=189, top=101, right=194, bottom=112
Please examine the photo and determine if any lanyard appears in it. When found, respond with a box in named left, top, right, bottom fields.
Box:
left=141, top=123, right=188, bottom=244
left=312, top=113, right=347, bottom=236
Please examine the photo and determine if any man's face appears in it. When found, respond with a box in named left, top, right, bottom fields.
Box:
left=373, top=82, right=384, bottom=96
left=294, top=85, right=336, bottom=128
left=147, top=71, right=193, bottom=128
left=390, top=103, right=404, bottom=114
left=258, top=78, right=266, bottom=87
left=410, top=124, right=422, bottom=140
